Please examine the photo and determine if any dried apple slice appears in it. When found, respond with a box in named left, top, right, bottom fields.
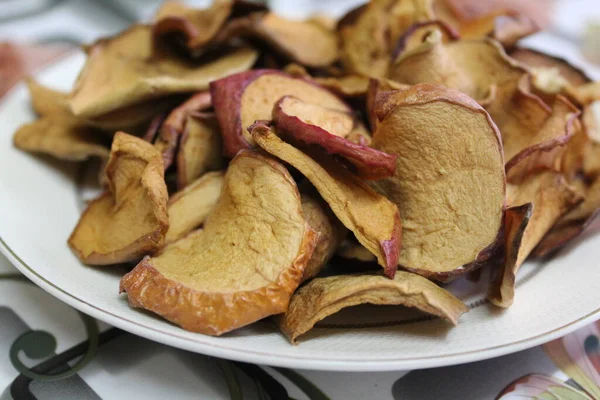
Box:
left=218, top=12, right=339, bottom=68
left=488, top=203, right=533, bottom=308
left=251, top=122, right=401, bottom=278
left=120, top=150, right=317, bottom=335
left=336, top=240, right=376, bottom=263
left=153, top=0, right=233, bottom=54
left=504, top=95, right=580, bottom=180
left=313, top=75, right=371, bottom=98
left=26, top=78, right=71, bottom=117
left=533, top=175, right=600, bottom=257
left=489, top=171, right=582, bottom=307
left=210, top=70, right=350, bottom=157
left=277, top=271, right=468, bottom=343
left=371, top=84, right=505, bottom=282
left=176, top=112, right=223, bottom=189
left=68, top=132, right=169, bottom=265
left=273, top=96, right=397, bottom=180
left=337, top=0, right=435, bottom=77
left=300, top=193, right=347, bottom=282
left=13, top=117, right=109, bottom=161
left=166, top=171, right=224, bottom=243
left=155, top=91, right=212, bottom=169
left=70, top=25, right=258, bottom=119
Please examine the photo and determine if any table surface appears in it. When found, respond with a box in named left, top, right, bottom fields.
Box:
left=1, top=1, right=600, bottom=399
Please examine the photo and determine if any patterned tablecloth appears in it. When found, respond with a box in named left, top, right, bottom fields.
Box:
left=2, top=1, right=600, bottom=399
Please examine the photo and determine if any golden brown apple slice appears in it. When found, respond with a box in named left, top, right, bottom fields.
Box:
left=273, top=96, right=397, bottom=180
left=176, top=112, right=223, bottom=189
left=166, top=171, right=224, bottom=244
left=153, top=0, right=233, bottom=54
left=210, top=70, right=350, bottom=157
left=504, top=95, right=580, bottom=180
left=337, top=0, right=435, bottom=77
left=533, top=175, right=600, bottom=257
left=371, top=84, right=505, bottom=282
left=120, top=150, right=317, bottom=335
left=155, top=91, right=212, bottom=169
left=489, top=171, right=582, bottom=307
left=13, top=117, right=109, bottom=161
left=68, top=132, right=169, bottom=265
left=251, top=122, right=401, bottom=278
left=277, top=271, right=468, bottom=344
left=300, top=192, right=347, bottom=282
left=27, top=78, right=173, bottom=133
left=70, top=24, right=258, bottom=119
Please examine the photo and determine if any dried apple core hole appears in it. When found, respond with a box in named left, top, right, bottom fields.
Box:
left=152, top=155, right=306, bottom=293
left=240, top=74, right=348, bottom=143
left=378, top=103, right=504, bottom=272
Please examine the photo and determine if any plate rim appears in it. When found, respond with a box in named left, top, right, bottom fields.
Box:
left=1, top=53, right=600, bottom=371
left=2, top=235, right=600, bottom=371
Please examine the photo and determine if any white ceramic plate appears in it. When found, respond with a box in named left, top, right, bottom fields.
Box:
left=2, top=46, right=600, bottom=372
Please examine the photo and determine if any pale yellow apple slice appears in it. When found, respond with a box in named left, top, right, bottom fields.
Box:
left=166, top=171, right=224, bottom=244
left=120, top=150, right=317, bottom=335
left=175, top=112, right=224, bottom=189
left=68, top=132, right=169, bottom=264
left=278, top=271, right=468, bottom=344
left=251, top=122, right=401, bottom=278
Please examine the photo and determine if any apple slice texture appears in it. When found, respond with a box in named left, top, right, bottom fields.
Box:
left=120, top=150, right=317, bottom=335
left=210, top=69, right=351, bottom=157
left=273, top=96, right=397, bottom=180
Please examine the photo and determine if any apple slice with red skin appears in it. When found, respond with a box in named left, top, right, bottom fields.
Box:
left=210, top=69, right=350, bottom=157
left=273, top=96, right=396, bottom=180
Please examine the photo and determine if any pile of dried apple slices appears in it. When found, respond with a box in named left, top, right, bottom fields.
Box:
left=13, top=0, right=600, bottom=343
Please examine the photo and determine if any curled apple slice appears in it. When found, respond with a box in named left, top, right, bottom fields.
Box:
left=251, top=122, right=401, bottom=278
left=156, top=91, right=212, bottom=169
left=166, top=171, right=224, bottom=244
left=210, top=70, right=350, bottom=157
left=120, top=150, right=317, bottom=335
left=371, top=84, right=505, bottom=282
left=176, top=112, right=223, bottom=189
left=68, top=133, right=169, bottom=265
left=277, top=271, right=468, bottom=344
left=300, top=192, right=347, bottom=282
left=489, top=171, right=582, bottom=307
left=273, top=96, right=396, bottom=180
left=337, top=0, right=435, bottom=77
left=70, top=25, right=258, bottom=118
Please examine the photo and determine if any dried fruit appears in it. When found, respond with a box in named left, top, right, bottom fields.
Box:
left=277, top=272, right=468, bottom=343
left=273, top=96, right=396, bottom=179
left=251, top=122, right=401, bottom=278
left=120, top=150, right=317, bottom=335
left=490, top=171, right=582, bottom=307
left=338, top=0, right=435, bottom=77
left=156, top=91, right=212, bottom=169
left=210, top=70, right=350, bottom=157
left=176, top=112, right=223, bottom=189
left=166, top=171, right=224, bottom=244
left=300, top=193, right=347, bottom=282
left=70, top=25, right=257, bottom=118
left=371, top=84, right=505, bottom=281
left=68, top=132, right=169, bottom=264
